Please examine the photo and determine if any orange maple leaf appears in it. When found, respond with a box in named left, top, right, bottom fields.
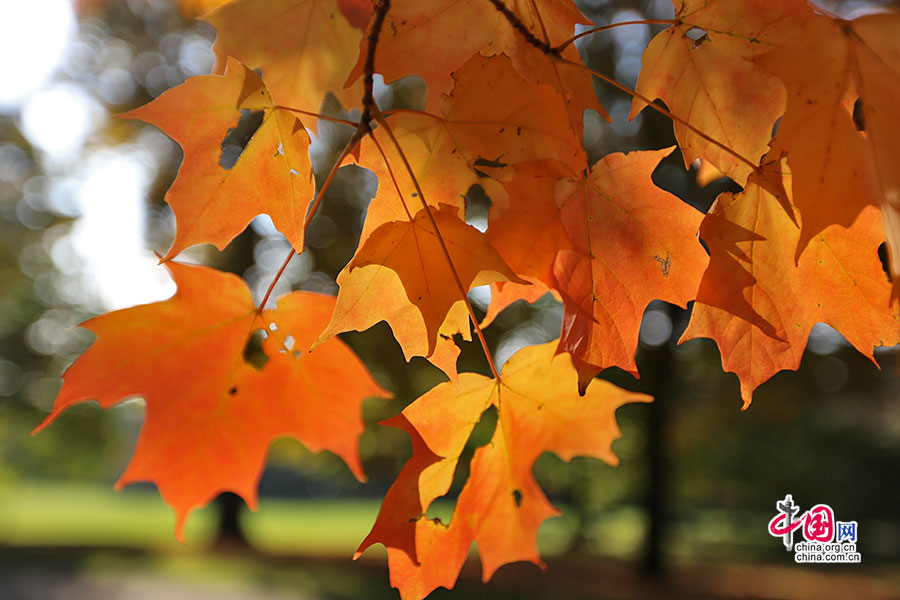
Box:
left=317, top=204, right=523, bottom=370
left=34, top=262, right=388, bottom=538
left=355, top=54, right=587, bottom=228
left=681, top=157, right=900, bottom=407
left=346, top=0, right=604, bottom=140
left=487, top=150, right=708, bottom=390
left=755, top=12, right=900, bottom=275
left=204, top=0, right=364, bottom=121
left=356, top=342, right=650, bottom=600
left=630, top=0, right=812, bottom=183
left=120, top=58, right=315, bottom=260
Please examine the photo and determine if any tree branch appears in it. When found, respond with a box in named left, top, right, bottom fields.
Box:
left=487, top=0, right=560, bottom=57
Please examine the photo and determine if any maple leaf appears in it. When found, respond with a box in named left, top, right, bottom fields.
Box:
left=355, top=54, right=587, bottom=228
left=317, top=204, right=524, bottom=367
left=356, top=342, right=651, bottom=600
left=346, top=0, right=604, bottom=140
left=120, top=57, right=315, bottom=260
left=204, top=0, right=364, bottom=121
left=320, top=54, right=579, bottom=376
left=487, top=150, right=708, bottom=390
left=755, top=12, right=900, bottom=271
left=34, top=262, right=388, bottom=538
left=681, top=157, right=900, bottom=407
left=629, top=0, right=813, bottom=183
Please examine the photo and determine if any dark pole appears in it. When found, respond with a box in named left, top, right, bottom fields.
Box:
left=640, top=303, right=678, bottom=576
left=213, top=492, right=250, bottom=548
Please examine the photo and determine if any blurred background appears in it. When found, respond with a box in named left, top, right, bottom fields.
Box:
left=1, top=0, right=899, bottom=598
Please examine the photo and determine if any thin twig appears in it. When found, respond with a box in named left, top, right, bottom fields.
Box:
left=257, top=247, right=296, bottom=312
left=559, top=56, right=759, bottom=172
left=490, top=3, right=759, bottom=174
left=256, top=126, right=368, bottom=312
left=360, top=0, right=391, bottom=127
left=274, top=105, right=360, bottom=127
left=486, top=0, right=559, bottom=56
left=555, top=19, right=676, bottom=52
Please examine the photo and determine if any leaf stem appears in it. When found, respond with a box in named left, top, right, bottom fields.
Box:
left=555, top=19, right=676, bottom=52
left=257, top=247, right=296, bottom=312
left=255, top=125, right=368, bottom=312
left=273, top=105, right=359, bottom=127
left=373, top=110, right=502, bottom=381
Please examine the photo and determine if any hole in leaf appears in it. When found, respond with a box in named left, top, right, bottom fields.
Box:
left=853, top=98, right=866, bottom=132
left=278, top=334, right=303, bottom=359
left=685, top=27, right=709, bottom=48
left=243, top=328, right=269, bottom=370
left=878, top=242, right=892, bottom=283
left=219, top=109, right=265, bottom=169
left=513, top=489, right=523, bottom=507
left=464, top=185, right=492, bottom=233
left=425, top=405, right=498, bottom=524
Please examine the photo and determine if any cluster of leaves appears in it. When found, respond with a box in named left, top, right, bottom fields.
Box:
left=35, top=0, right=900, bottom=598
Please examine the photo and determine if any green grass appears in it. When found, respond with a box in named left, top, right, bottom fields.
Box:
left=0, top=481, right=215, bottom=549
left=0, top=481, right=384, bottom=554
left=0, top=481, right=576, bottom=557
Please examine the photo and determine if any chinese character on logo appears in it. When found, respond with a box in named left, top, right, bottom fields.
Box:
left=803, top=504, right=834, bottom=542
left=768, top=494, right=802, bottom=551
left=768, top=496, right=839, bottom=549
left=836, top=521, right=858, bottom=543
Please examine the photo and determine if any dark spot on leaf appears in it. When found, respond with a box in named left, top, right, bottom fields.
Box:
left=243, top=328, right=269, bottom=370
left=878, top=242, right=892, bottom=283
left=228, top=386, right=237, bottom=395
left=654, top=252, right=671, bottom=277
left=474, top=156, right=507, bottom=169
left=513, top=489, right=523, bottom=507
left=853, top=98, right=866, bottom=131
